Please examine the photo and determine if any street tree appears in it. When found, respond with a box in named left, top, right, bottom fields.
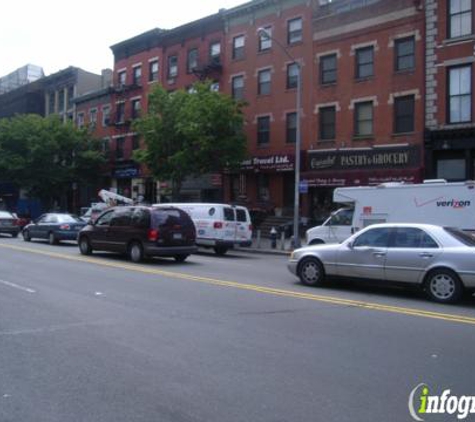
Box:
left=0, top=114, right=105, bottom=209
left=134, top=81, right=247, bottom=200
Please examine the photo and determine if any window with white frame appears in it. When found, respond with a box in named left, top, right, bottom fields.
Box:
left=394, top=95, right=415, bottom=133
left=395, top=37, right=415, bottom=71
left=287, top=63, right=299, bottom=89
left=118, top=71, right=126, bottom=87
left=102, top=105, right=111, bottom=127
left=168, top=55, right=178, bottom=78
left=320, top=54, right=337, bottom=84
left=77, top=112, right=85, bottom=128
left=258, top=69, right=271, bottom=95
left=149, top=60, right=159, bottom=82
left=232, top=75, right=244, bottom=100
left=89, top=109, right=97, bottom=127
left=448, top=65, right=472, bottom=123
left=133, top=66, right=142, bottom=86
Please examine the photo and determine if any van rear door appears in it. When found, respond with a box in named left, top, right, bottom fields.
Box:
left=222, top=207, right=237, bottom=243
left=235, top=206, right=252, bottom=244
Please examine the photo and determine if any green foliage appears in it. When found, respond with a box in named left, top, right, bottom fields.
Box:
left=134, top=81, right=247, bottom=199
left=0, top=114, right=105, bottom=206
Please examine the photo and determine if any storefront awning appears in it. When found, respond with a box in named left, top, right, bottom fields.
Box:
left=301, top=167, right=424, bottom=187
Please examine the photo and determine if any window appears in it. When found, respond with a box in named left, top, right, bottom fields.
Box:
left=48, top=91, right=55, bottom=114
left=287, top=63, right=299, bottom=89
left=89, top=109, right=97, bottom=127
left=67, top=85, right=74, bottom=108
left=395, top=37, right=415, bottom=71
left=320, top=54, right=337, bottom=84
left=355, top=102, right=373, bottom=137
left=258, top=69, right=271, bottom=95
left=259, top=27, right=272, bottom=51
left=116, top=103, right=125, bottom=124
left=328, top=209, right=353, bottom=226
left=394, top=96, right=415, bottom=133
left=391, top=228, right=439, bottom=249
left=110, top=209, right=133, bottom=227
left=187, top=48, right=199, bottom=73
left=149, top=60, right=159, bottom=82
left=118, top=71, right=126, bottom=87
left=449, top=0, right=472, bottom=38
left=131, top=99, right=141, bottom=119
left=232, top=75, right=244, bottom=100
left=77, top=113, right=85, bottom=128
left=233, top=35, right=245, bottom=60
left=132, top=135, right=140, bottom=150
left=102, top=105, right=111, bottom=127
left=286, top=112, right=297, bottom=144
left=448, top=65, right=472, bottom=123
left=116, top=138, right=125, bottom=160
left=210, top=42, right=221, bottom=63
left=133, top=66, right=142, bottom=86
left=319, top=106, right=336, bottom=140
left=257, top=116, right=270, bottom=145
left=168, top=55, right=178, bottom=78
left=353, top=227, right=391, bottom=248
left=355, top=46, right=374, bottom=79
left=96, top=211, right=114, bottom=227
left=288, top=17, right=303, bottom=44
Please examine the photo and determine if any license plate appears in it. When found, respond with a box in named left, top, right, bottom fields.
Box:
left=173, top=233, right=183, bottom=240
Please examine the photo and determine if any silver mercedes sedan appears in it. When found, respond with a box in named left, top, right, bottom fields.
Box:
left=288, top=223, right=475, bottom=304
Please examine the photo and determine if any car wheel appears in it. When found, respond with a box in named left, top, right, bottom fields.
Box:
left=79, top=236, right=92, bottom=255
left=213, top=246, right=228, bottom=256
left=49, top=232, right=58, bottom=245
left=129, top=241, right=144, bottom=263
left=23, top=230, right=31, bottom=242
left=298, top=257, right=325, bottom=287
left=174, top=254, right=189, bottom=263
left=425, top=268, right=463, bottom=304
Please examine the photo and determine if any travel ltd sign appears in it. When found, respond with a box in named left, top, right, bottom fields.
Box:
left=308, top=146, right=420, bottom=171
left=241, top=154, right=295, bottom=172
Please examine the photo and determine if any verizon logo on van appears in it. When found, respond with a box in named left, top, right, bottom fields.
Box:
left=436, top=199, right=471, bottom=208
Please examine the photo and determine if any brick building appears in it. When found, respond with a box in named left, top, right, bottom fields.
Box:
left=424, top=0, right=475, bottom=181
left=300, top=0, right=426, bottom=222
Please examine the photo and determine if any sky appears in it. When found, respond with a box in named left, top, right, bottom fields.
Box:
left=0, top=0, right=246, bottom=77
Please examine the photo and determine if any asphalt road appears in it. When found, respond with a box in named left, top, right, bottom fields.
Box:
left=0, top=235, right=474, bottom=422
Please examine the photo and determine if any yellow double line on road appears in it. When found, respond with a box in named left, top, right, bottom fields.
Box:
left=2, top=243, right=475, bottom=326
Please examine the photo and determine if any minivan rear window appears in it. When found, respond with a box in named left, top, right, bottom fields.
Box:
left=152, top=209, right=192, bottom=227
left=236, top=209, right=247, bottom=222
left=223, top=208, right=235, bottom=221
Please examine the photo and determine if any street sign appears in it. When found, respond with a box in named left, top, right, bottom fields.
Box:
left=299, top=180, right=308, bottom=194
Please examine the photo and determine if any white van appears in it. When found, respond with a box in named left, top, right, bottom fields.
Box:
left=306, top=180, right=475, bottom=245
left=153, top=203, right=252, bottom=255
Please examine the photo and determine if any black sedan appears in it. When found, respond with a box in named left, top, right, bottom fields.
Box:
left=23, top=213, right=86, bottom=245
left=0, top=211, right=20, bottom=238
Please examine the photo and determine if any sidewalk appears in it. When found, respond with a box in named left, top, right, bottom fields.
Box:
left=234, top=235, right=305, bottom=256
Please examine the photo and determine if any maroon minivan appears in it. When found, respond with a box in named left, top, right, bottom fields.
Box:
left=78, top=206, right=197, bottom=263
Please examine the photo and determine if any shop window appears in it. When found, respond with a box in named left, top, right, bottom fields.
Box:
left=320, top=54, right=337, bottom=84
left=437, top=158, right=466, bottom=180
left=394, top=95, right=415, bottom=133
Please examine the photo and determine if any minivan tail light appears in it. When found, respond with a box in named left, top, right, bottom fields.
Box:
left=214, top=221, right=223, bottom=229
left=148, top=229, right=159, bottom=242
left=59, top=224, right=70, bottom=230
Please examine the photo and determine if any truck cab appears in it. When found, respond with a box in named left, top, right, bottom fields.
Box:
left=306, top=208, right=354, bottom=245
